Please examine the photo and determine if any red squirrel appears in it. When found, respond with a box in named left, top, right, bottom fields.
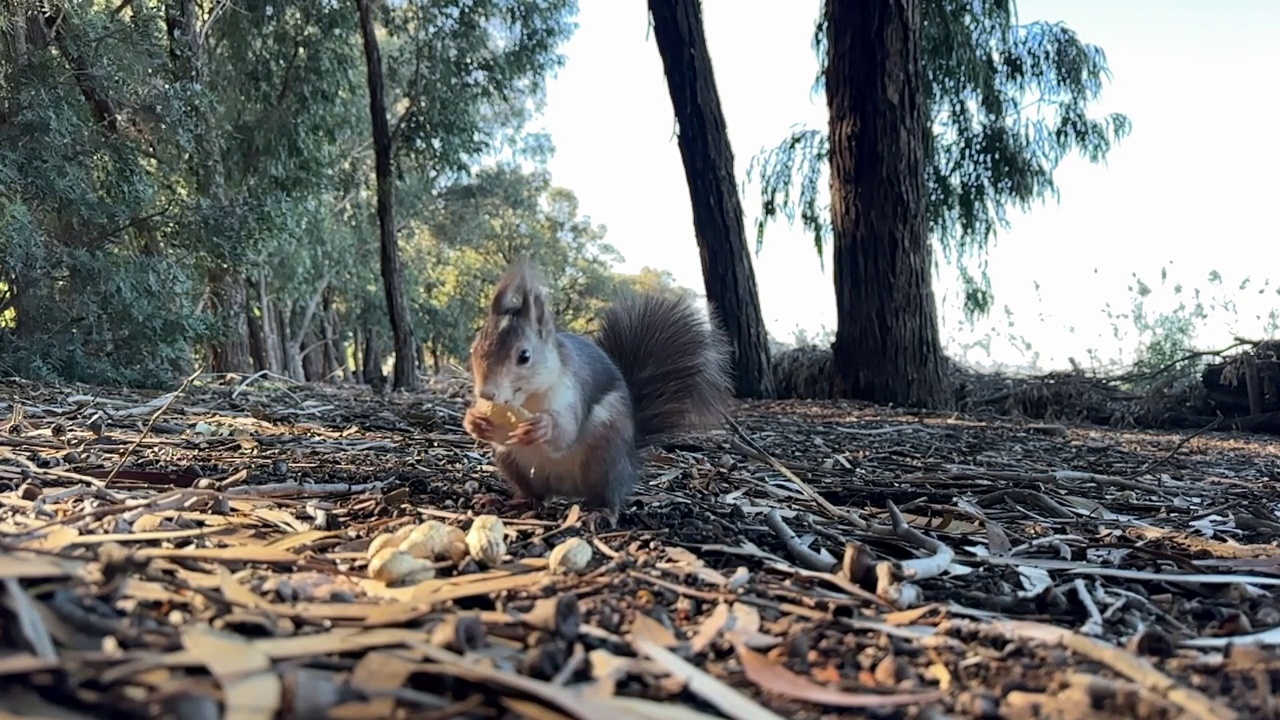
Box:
left=462, top=257, right=733, bottom=526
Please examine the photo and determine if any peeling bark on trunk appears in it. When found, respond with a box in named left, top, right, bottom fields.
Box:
left=648, top=0, right=775, bottom=399
left=825, top=0, right=950, bottom=408
left=355, top=0, right=417, bottom=391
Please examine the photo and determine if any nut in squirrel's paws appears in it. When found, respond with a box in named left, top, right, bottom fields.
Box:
left=509, top=413, right=553, bottom=446
left=467, top=398, right=533, bottom=444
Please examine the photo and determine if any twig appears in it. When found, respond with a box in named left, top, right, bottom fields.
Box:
left=1120, top=416, right=1222, bottom=481
left=763, top=509, right=835, bottom=572
left=230, top=369, right=299, bottom=399
left=724, top=415, right=870, bottom=528
left=885, top=501, right=954, bottom=581
left=103, top=367, right=202, bottom=488
left=1073, top=579, right=1104, bottom=637
left=223, top=480, right=391, bottom=497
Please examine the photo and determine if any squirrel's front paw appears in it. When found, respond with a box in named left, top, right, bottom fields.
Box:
left=510, top=413, right=554, bottom=447
left=463, top=407, right=497, bottom=442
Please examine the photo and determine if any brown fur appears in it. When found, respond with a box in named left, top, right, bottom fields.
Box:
left=595, top=291, right=734, bottom=446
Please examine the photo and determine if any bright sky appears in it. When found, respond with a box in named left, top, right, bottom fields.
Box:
left=537, top=0, right=1280, bottom=371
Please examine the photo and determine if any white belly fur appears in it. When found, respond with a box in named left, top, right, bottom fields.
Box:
left=501, top=387, right=630, bottom=499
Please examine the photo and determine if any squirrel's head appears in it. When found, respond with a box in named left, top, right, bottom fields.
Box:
left=469, top=257, right=560, bottom=406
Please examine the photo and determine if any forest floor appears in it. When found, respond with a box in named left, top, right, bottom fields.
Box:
left=0, top=373, right=1277, bottom=720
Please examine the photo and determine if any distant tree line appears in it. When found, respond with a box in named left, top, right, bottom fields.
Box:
left=0, top=0, right=665, bottom=389
left=2, top=0, right=1127, bottom=413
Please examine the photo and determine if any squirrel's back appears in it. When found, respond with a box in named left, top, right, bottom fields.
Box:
left=595, top=292, right=734, bottom=446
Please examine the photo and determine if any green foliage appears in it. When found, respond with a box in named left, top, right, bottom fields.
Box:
left=0, top=0, right=211, bottom=387
left=612, top=266, right=697, bottom=306
left=748, top=0, right=1131, bottom=318
left=382, top=0, right=578, bottom=178
left=403, top=164, right=683, bottom=364
left=0, top=0, right=582, bottom=387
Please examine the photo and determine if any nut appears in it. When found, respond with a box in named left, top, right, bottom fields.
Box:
left=473, top=398, right=532, bottom=443
left=465, top=515, right=507, bottom=566
left=400, top=521, right=468, bottom=564
left=548, top=537, right=593, bottom=574
left=367, top=523, right=417, bottom=559
left=367, top=548, right=434, bottom=583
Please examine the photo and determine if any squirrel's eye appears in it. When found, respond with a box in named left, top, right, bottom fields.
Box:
left=516, top=349, right=531, bottom=365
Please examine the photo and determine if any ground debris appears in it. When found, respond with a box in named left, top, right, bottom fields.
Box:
left=0, top=374, right=1277, bottom=719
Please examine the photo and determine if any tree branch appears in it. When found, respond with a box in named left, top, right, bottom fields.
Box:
left=42, top=7, right=120, bottom=133
left=289, top=275, right=332, bottom=349
left=197, top=0, right=232, bottom=50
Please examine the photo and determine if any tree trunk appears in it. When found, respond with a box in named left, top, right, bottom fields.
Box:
left=825, top=0, right=950, bottom=408
left=648, top=0, right=775, bottom=400
left=361, top=323, right=387, bottom=391
left=246, top=301, right=267, bottom=372
left=355, top=0, right=417, bottom=391
left=209, top=274, right=252, bottom=374
left=256, top=275, right=284, bottom=375
left=302, top=328, right=324, bottom=381
left=279, top=304, right=304, bottom=381
left=167, top=0, right=251, bottom=373
left=331, top=308, right=352, bottom=381
left=320, top=289, right=346, bottom=381
left=353, top=326, right=365, bottom=381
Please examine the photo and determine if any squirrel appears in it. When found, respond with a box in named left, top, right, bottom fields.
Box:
left=462, top=257, right=734, bottom=526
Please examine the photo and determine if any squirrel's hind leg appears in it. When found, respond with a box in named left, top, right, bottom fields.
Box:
left=577, top=431, right=642, bottom=517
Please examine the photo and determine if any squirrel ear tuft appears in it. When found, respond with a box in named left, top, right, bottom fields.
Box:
left=529, top=289, right=555, bottom=339
left=490, top=257, right=555, bottom=338
left=490, top=257, right=534, bottom=317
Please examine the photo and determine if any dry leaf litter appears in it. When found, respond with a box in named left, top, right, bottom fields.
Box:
left=0, top=372, right=1278, bottom=720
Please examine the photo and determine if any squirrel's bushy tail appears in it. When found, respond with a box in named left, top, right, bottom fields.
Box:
left=595, top=292, right=734, bottom=447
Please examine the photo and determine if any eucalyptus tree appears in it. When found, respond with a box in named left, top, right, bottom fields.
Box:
left=354, top=0, right=578, bottom=390
left=648, top=0, right=775, bottom=399
left=751, top=0, right=1131, bottom=407
left=205, top=0, right=367, bottom=381
left=0, top=0, right=211, bottom=386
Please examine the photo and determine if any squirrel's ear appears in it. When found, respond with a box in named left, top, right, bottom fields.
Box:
left=489, top=259, right=531, bottom=317
left=528, top=288, right=555, bottom=340
left=490, top=257, right=555, bottom=338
